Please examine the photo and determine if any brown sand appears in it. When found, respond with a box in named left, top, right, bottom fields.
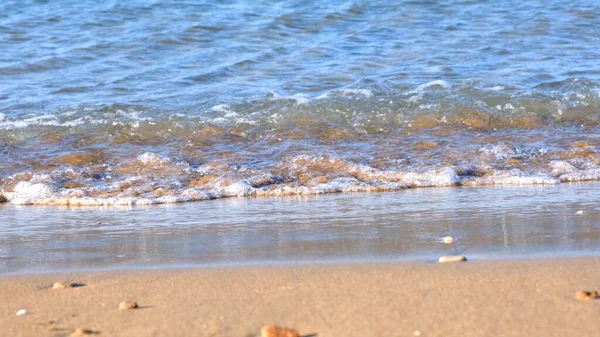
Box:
left=2, top=258, right=600, bottom=337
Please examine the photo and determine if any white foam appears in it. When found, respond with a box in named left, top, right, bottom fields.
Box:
left=317, top=89, right=374, bottom=99
left=418, top=80, right=452, bottom=90
left=559, top=169, right=600, bottom=182
left=478, top=144, right=514, bottom=159
left=7, top=181, right=56, bottom=205
left=210, top=104, right=232, bottom=112
left=244, top=173, right=278, bottom=188
left=3, top=147, right=600, bottom=207
left=549, top=161, right=578, bottom=176
left=220, top=181, right=255, bottom=197
left=394, top=167, right=460, bottom=187
left=403, top=80, right=452, bottom=104
left=315, top=177, right=363, bottom=193
left=137, top=152, right=171, bottom=166
left=463, top=170, right=560, bottom=186
left=341, top=89, right=374, bottom=97
left=0, top=115, right=85, bottom=130
left=406, top=80, right=452, bottom=96
left=267, top=92, right=311, bottom=105
left=205, top=105, right=257, bottom=126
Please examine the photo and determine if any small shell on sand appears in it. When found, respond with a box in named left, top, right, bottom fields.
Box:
left=576, top=210, right=585, bottom=215
left=575, top=290, right=599, bottom=300
left=52, top=282, right=72, bottom=290
left=438, top=255, right=467, bottom=263
left=70, top=328, right=96, bottom=336
left=261, top=324, right=300, bottom=337
left=118, top=301, right=139, bottom=310
left=16, top=309, right=28, bottom=316
left=442, top=236, right=454, bottom=244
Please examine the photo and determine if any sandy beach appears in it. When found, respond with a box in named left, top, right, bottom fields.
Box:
left=4, top=1, right=600, bottom=336
left=2, top=257, right=600, bottom=337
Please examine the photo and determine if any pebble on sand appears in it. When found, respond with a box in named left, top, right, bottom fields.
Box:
left=118, top=300, right=139, bottom=310
left=438, top=255, right=467, bottom=263
left=575, top=290, right=599, bottom=301
left=52, top=282, right=72, bottom=290
left=442, top=236, right=454, bottom=244
left=261, top=324, right=300, bottom=337
left=16, top=309, right=28, bottom=316
left=576, top=210, right=585, bottom=215
left=70, top=328, right=96, bottom=336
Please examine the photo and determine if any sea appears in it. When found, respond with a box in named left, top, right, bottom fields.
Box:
left=1, top=0, right=600, bottom=273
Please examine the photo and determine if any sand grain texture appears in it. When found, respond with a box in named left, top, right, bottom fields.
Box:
left=2, top=258, right=600, bottom=337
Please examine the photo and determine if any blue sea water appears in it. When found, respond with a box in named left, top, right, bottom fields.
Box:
left=0, top=0, right=599, bottom=205
left=2, top=0, right=600, bottom=111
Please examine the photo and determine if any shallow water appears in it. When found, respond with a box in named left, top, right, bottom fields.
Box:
left=1, top=182, right=600, bottom=274
left=2, top=1, right=600, bottom=272
left=2, top=1, right=600, bottom=205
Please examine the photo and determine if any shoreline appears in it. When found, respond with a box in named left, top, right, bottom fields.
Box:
left=3, top=250, right=600, bottom=277
left=3, top=257, right=600, bottom=337
left=3, top=182, right=600, bottom=275
left=2, top=179, right=600, bottom=208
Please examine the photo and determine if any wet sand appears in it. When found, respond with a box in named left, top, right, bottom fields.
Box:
left=3, top=183, right=600, bottom=274
left=2, top=257, right=600, bottom=337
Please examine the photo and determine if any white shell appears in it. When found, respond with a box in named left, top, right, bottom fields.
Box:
left=438, top=255, right=467, bottom=263
left=16, top=309, right=28, bottom=316
left=442, top=236, right=454, bottom=244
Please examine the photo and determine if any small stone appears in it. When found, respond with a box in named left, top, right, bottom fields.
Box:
left=575, top=290, right=599, bottom=300
left=70, top=328, right=96, bottom=336
left=414, top=330, right=422, bottom=336
left=53, top=282, right=72, bottom=290
left=16, top=309, right=28, bottom=316
left=576, top=210, right=584, bottom=215
left=442, top=236, right=454, bottom=244
left=261, top=324, right=300, bottom=337
left=118, top=300, right=139, bottom=310
left=438, top=255, right=467, bottom=263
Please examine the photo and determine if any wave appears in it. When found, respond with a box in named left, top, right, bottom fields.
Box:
left=1, top=79, right=600, bottom=206
left=1, top=145, right=599, bottom=206
left=2, top=79, right=600, bottom=134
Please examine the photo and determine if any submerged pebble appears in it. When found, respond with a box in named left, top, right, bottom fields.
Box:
left=261, top=324, right=300, bottom=337
left=118, top=300, right=139, bottom=310
left=575, top=290, right=599, bottom=301
left=438, top=255, right=467, bottom=263
left=442, top=236, right=454, bottom=244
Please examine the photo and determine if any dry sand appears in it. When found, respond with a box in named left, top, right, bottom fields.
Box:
left=2, top=258, right=600, bottom=337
